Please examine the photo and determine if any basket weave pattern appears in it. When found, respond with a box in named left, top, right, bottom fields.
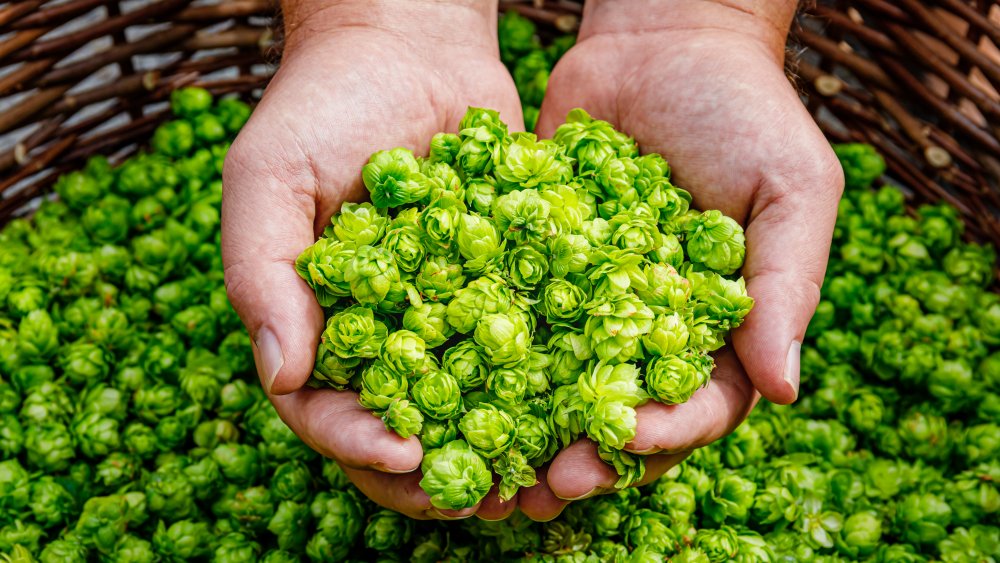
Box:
left=0, top=0, right=997, bottom=245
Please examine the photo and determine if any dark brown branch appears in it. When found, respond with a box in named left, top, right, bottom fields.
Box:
left=883, top=21, right=1000, bottom=122
left=36, top=25, right=197, bottom=89
left=895, top=0, right=1000, bottom=89
left=0, top=28, right=47, bottom=62
left=176, top=0, right=276, bottom=21
left=934, top=0, right=1000, bottom=49
left=14, top=0, right=192, bottom=61
left=9, top=0, right=109, bottom=30
left=0, top=1, right=46, bottom=28
left=796, top=29, right=895, bottom=91
left=0, top=58, right=56, bottom=97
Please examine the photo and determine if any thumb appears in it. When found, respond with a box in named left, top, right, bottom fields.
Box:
left=733, top=154, right=844, bottom=404
left=221, top=138, right=323, bottom=395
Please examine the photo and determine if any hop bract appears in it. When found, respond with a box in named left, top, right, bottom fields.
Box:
left=296, top=106, right=753, bottom=507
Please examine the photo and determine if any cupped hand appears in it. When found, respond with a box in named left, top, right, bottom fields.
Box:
left=518, top=1, right=845, bottom=520
left=221, top=0, right=523, bottom=520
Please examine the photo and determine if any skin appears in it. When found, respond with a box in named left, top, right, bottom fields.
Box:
left=221, top=0, right=844, bottom=521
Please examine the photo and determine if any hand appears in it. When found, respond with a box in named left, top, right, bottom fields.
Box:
left=518, top=0, right=845, bottom=519
left=221, top=0, right=523, bottom=520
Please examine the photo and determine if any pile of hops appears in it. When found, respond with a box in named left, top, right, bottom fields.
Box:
left=296, top=108, right=753, bottom=510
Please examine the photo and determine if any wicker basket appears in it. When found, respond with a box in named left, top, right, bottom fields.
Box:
left=0, top=0, right=997, bottom=245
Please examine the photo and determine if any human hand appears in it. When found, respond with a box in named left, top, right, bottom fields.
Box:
left=221, top=0, right=523, bottom=520
left=518, top=0, right=845, bottom=520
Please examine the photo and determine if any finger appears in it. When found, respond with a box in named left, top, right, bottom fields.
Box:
left=517, top=466, right=568, bottom=522
left=221, top=131, right=323, bottom=396
left=546, top=439, right=618, bottom=501
left=734, top=142, right=844, bottom=404
left=270, top=387, right=423, bottom=472
left=635, top=451, right=692, bottom=487
left=476, top=482, right=518, bottom=521
left=342, top=466, right=480, bottom=520
left=626, top=348, right=759, bottom=454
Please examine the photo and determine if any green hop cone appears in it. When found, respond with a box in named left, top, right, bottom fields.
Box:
left=456, top=107, right=508, bottom=176
left=492, top=188, right=554, bottom=242
left=362, top=147, right=429, bottom=208
left=643, top=312, right=690, bottom=356
left=456, top=213, right=505, bottom=275
left=381, top=225, right=426, bottom=273
left=548, top=233, right=592, bottom=278
left=504, top=241, right=550, bottom=290
left=486, top=364, right=529, bottom=403
left=402, top=302, right=454, bottom=348
left=458, top=404, right=516, bottom=459
left=515, top=412, right=556, bottom=465
left=841, top=510, right=882, bottom=558
left=428, top=132, right=461, bottom=165
left=415, top=255, right=467, bottom=303
left=474, top=312, right=531, bottom=366
left=646, top=354, right=711, bottom=405
left=420, top=418, right=458, bottom=451
left=441, top=340, right=490, bottom=391
left=326, top=202, right=388, bottom=247
left=381, top=398, right=423, bottom=439
left=598, top=442, right=646, bottom=488
left=419, top=440, right=492, bottom=510
left=419, top=190, right=465, bottom=255
left=379, top=330, right=426, bottom=376
left=358, top=361, right=408, bottom=412
left=321, top=305, right=388, bottom=360
left=364, top=509, right=413, bottom=551
left=411, top=370, right=463, bottom=420
left=493, top=448, right=536, bottom=501
left=586, top=398, right=638, bottom=450
left=583, top=292, right=654, bottom=362
left=344, top=245, right=401, bottom=305
left=494, top=133, right=572, bottom=189
left=683, top=210, right=747, bottom=274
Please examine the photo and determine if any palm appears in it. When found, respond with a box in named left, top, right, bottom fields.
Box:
left=521, top=29, right=843, bottom=509
left=223, top=28, right=523, bottom=519
left=236, top=30, right=523, bottom=231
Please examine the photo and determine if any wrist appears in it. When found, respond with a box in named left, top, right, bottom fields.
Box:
left=579, top=0, right=796, bottom=60
left=280, top=0, right=499, bottom=56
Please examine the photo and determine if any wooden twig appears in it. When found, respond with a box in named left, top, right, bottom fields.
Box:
left=180, top=27, right=273, bottom=51
left=883, top=21, right=1000, bottom=122
left=894, top=0, right=1000, bottom=89
left=9, top=0, right=108, bottom=30
left=176, top=0, right=276, bottom=21
left=41, top=72, right=161, bottom=118
left=796, top=29, right=895, bottom=91
left=36, top=24, right=197, bottom=89
left=878, top=56, right=1000, bottom=155
left=0, top=85, right=72, bottom=135
left=0, top=28, right=47, bottom=62
left=13, top=0, right=191, bottom=61
left=934, top=0, right=1000, bottom=51
left=0, top=0, right=46, bottom=28
left=872, top=89, right=951, bottom=169
left=0, top=136, right=76, bottom=195
left=808, top=5, right=898, bottom=54
left=0, top=59, right=56, bottom=97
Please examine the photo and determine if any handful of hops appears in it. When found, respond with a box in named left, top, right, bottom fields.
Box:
left=296, top=107, right=753, bottom=510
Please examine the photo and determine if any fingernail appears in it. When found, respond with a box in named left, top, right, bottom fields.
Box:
left=255, top=327, right=283, bottom=394
left=428, top=508, right=474, bottom=520
left=371, top=461, right=415, bottom=475
left=783, top=340, right=801, bottom=400
left=559, top=487, right=600, bottom=501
